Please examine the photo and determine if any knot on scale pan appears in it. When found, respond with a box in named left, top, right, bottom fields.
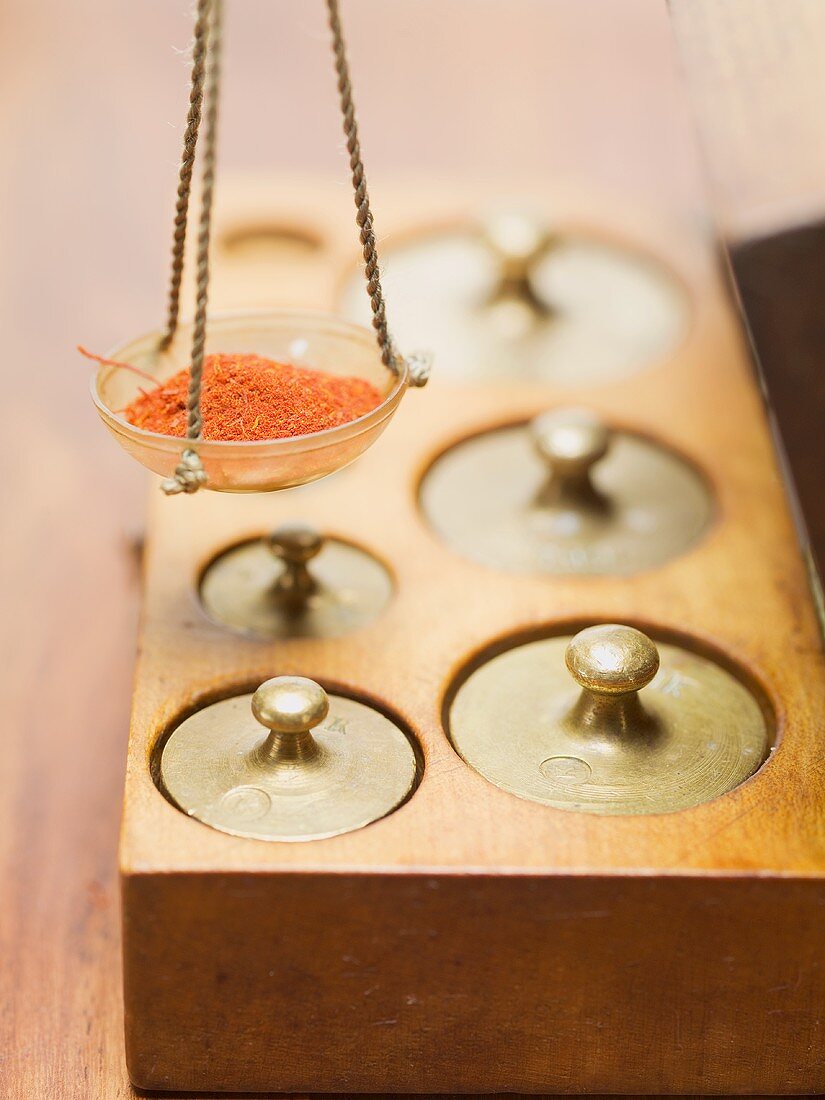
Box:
left=448, top=624, right=772, bottom=815
left=420, top=406, right=713, bottom=575
left=199, top=522, right=392, bottom=639
left=160, top=676, right=418, bottom=841
left=84, top=0, right=429, bottom=495
left=339, top=207, right=689, bottom=384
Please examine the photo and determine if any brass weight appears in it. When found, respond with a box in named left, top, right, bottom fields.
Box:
left=420, top=408, right=713, bottom=574
left=199, top=523, right=392, bottom=638
left=448, top=624, right=771, bottom=815
left=339, top=211, right=689, bottom=384
left=160, top=676, right=418, bottom=841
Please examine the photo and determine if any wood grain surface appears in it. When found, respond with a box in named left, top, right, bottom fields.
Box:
left=1, top=1, right=806, bottom=1097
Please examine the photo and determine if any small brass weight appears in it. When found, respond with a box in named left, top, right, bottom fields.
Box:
left=340, top=211, right=689, bottom=384
left=421, top=408, right=713, bottom=574
left=448, top=624, right=770, bottom=814
left=200, top=523, right=392, bottom=638
left=161, top=676, right=418, bottom=840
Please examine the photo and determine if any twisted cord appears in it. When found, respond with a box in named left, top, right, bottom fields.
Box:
left=158, top=0, right=210, bottom=352
left=325, top=0, right=396, bottom=373
left=186, top=0, right=222, bottom=440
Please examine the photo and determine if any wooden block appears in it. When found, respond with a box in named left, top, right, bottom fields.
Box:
left=121, top=179, right=825, bottom=1093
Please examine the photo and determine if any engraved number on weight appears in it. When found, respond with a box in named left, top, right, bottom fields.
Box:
left=325, top=715, right=350, bottom=735
left=219, top=786, right=272, bottom=820
left=539, top=756, right=592, bottom=786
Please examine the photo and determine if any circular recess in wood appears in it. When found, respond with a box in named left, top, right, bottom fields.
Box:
left=338, top=214, right=690, bottom=384
left=419, top=409, right=714, bottom=575
left=218, top=221, right=324, bottom=261
left=445, top=623, right=773, bottom=815
left=199, top=525, right=393, bottom=639
left=157, top=678, right=421, bottom=841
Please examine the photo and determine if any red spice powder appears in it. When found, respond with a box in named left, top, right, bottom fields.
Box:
left=122, top=353, right=383, bottom=442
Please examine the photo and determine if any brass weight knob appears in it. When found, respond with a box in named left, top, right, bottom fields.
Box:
left=268, top=523, right=324, bottom=607
left=563, top=625, right=660, bottom=740
left=565, top=624, right=659, bottom=695
left=447, top=623, right=771, bottom=814
left=483, top=210, right=555, bottom=310
left=251, top=676, right=329, bottom=764
left=531, top=408, right=610, bottom=492
left=269, top=523, right=324, bottom=566
left=160, top=675, right=418, bottom=841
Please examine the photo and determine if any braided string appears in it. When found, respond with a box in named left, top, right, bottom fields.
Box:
left=325, top=0, right=430, bottom=387
left=158, top=0, right=210, bottom=352
left=160, top=0, right=221, bottom=495
left=186, top=0, right=222, bottom=440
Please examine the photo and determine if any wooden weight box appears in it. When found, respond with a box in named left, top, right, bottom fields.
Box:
left=121, top=178, right=825, bottom=1093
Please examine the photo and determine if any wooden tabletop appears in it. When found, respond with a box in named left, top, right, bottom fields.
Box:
left=0, top=2, right=720, bottom=1096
